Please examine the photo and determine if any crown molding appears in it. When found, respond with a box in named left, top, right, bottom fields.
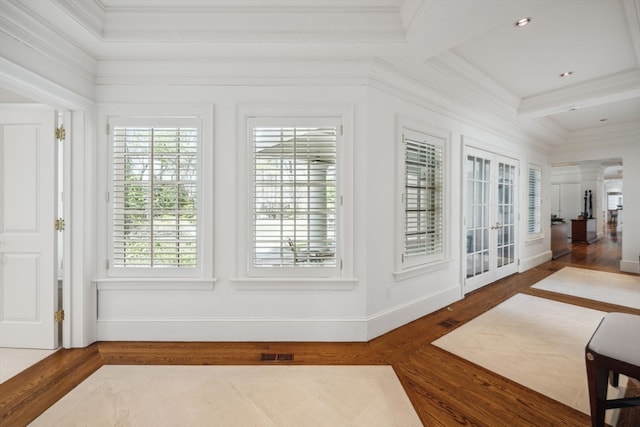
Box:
left=46, top=0, right=405, bottom=43
left=105, top=12, right=403, bottom=43
left=0, top=57, right=94, bottom=110
left=95, top=58, right=373, bottom=86
left=565, top=119, right=640, bottom=145
left=400, top=0, right=431, bottom=39
left=623, top=0, right=640, bottom=67
left=366, top=59, right=559, bottom=153
left=426, top=51, right=521, bottom=113
left=422, top=51, right=570, bottom=146
left=99, top=0, right=401, bottom=9
left=93, top=54, right=563, bottom=152
left=52, top=0, right=106, bottom=39
left=518, top=68, right=640, bottom=118
left=2, top=0, right=97, bottom=80
left=550, top=120, right=640, bottom=163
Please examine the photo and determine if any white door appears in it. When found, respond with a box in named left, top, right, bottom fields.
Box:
left=464, top=147, right=518, bottom=294
left=0, top=108, right=59, bottom=349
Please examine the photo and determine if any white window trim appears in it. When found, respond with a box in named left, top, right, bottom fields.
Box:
left=527, top=164, right=543, bottom=239
left=96, top=104, right=214, bottom=280
left=235, top=104, right=354, bottom=282
left=394, top=117, right=450, bottom=279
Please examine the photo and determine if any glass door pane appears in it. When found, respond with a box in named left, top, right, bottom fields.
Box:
left=466, top=154, right=491, bottom=279
left=497, top=162, right=516, bottom=269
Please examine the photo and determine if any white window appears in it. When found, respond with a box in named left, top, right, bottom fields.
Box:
left=527, top=166, right=542, bottom=235
left=247, top=117, right=341, bottom=277
left=400, top=128, right=444, bottom=268
left=108, top=117, right=201, bottom=274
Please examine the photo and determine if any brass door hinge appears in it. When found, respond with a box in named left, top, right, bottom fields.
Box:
left=55, top=125, right=66, bottom=141
left=55, top=218, right=65, bottom=231
left=54, top=309, right=65, bottom=323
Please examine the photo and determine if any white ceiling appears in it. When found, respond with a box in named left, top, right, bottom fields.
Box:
left=3, top=0, right=640, bottom=136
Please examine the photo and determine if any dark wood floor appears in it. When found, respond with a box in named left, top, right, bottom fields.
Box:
left=2, top=227, right=639, bottom=426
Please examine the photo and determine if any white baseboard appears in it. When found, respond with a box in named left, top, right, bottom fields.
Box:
left=97, top=318, right=368, bottom=342
left=365, top=285, right=462, bottom=340
left=519, top=250, right=552, bottom=272
left=96, top=286, right=463, bottom=343
left=620, top=259, right=640, bottom=274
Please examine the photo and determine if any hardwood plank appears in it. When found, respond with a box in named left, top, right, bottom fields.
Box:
left=0, top=345, right=103, bottom=427
left=398, top=346, right=591, bottom=427
left=97, top=341, right=385, bottom=365
left=524, top=287, right=640, bottom=316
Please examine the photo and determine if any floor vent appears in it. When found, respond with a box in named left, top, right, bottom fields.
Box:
left=437, top=318, right=461, bottom=329
left=260, top=353, right=294, bottom=362
left=277, top=353, right=294, bottom=361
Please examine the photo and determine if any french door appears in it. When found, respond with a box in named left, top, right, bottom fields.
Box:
left=464, top=146, right=518, bottom=294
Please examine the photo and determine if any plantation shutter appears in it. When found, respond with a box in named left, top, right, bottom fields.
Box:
left=403, top=129, right=444, bottom=266
left=111, top=120, right=199, bottom=268
left=528, top=167, right=541, bottom=234
left=251, top=120, right=338, bottom=270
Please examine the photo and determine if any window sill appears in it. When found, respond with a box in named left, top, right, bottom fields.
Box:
left=393, top=258, right=452, bottom=282
left=95, top=278, right=217, bottom=291
left=230, top=277, right=358, bottom=291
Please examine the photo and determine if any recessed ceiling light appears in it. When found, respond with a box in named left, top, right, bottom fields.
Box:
left=560, top=71, right=574, bottom=77
left=515, top=17, right=531, bottom=27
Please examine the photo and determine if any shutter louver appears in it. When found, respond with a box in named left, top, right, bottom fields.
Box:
left=528, top=167, right=541, bottom=234
left=112, top=125, right=198, bottom=268
left=252, top=126, right=337, bottom=268
left=403, top=132, right=444, bottom=264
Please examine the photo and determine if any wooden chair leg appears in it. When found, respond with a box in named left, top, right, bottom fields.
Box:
left=586, top=362, right=609, bottom=427
left=610, top=371, right=619, bottom=387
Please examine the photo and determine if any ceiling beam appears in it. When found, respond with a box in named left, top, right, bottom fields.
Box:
left=517, top=69, right=640, bottom=118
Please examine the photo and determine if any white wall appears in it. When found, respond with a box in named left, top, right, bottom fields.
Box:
left=364, top=85, right=552, bottom=337
left=93, top=85, right=370, bottom=341
left=363, top=87, right=462, bottom=338
left=87, top=66, right=554, bottom=342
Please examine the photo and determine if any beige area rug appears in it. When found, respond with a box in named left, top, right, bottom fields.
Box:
left=432, top=294, right=628, bottom=422
left=30, top=365, right=422, bottom=427
left=531, top=266, right=640, bottom=309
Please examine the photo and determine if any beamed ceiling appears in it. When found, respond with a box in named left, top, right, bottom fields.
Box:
left=1, top=0, right=639, bottom=145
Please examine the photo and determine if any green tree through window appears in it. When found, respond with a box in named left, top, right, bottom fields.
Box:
left=111, top=125, right=198, bottom=268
